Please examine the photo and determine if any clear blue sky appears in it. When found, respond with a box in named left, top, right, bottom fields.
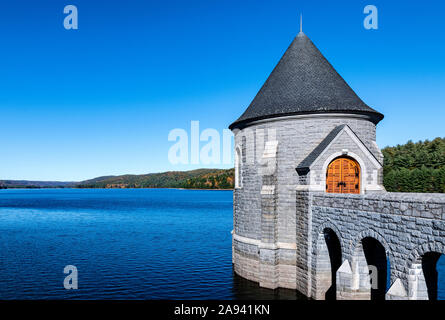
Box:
left=0, top=0, right=444, bottom=181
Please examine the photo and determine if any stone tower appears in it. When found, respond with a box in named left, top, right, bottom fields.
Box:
left=229, top=31, right=387, bottom=292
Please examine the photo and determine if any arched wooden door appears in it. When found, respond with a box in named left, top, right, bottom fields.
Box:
left=326, top=157, right=360, bottom=194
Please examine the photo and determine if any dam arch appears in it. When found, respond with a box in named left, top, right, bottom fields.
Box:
left=313, top=222, right=343, bottom=300
left=350, top=229, right=393, bottom=300
left=408, top=242, right=445, bottom=300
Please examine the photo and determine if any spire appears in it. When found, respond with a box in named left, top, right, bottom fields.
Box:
left=300, top=14, right=303, bottom=33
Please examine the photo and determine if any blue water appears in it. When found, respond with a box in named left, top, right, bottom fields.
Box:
left=0, top=188, right=299, bottom=300
left=0, top=188, right=443, bottom=300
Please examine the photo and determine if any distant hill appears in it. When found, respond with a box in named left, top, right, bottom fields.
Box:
left=0, top=169, right=234, bottom=190
left=3, top=137, right=443, bottom=192
left=382, top=137, right=445, bottom=193
left=0, top=180, right=75, bottom=189
left=77, top=168, right=234, bottom=189
left=77, top=137, right=445, bottom=192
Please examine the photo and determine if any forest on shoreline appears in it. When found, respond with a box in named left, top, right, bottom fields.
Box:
left=1, top=138, right=444, bottom=193
left=382, top=137, right=445, bottom=193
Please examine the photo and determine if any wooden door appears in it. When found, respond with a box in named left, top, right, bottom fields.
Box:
left=326, top=157, right=360, bottom=194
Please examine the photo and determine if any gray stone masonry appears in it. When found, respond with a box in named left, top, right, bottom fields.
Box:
left=232, top=114, right=445, bottom=300
left=309, top=191, right=445, bottom=300
left=233, top=189, right=445, bottom=299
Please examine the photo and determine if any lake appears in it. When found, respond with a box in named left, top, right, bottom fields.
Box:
left=0, top=188, right=442, bottom=300
left=0, top=188, right=300, bottom=300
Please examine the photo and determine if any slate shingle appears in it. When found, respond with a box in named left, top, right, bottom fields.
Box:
left=229, top=32, right=384, bottom=130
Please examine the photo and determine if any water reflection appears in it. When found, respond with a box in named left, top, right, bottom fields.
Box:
left=231, top=270, right=308, bottom=300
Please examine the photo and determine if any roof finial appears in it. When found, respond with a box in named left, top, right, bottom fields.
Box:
left=300, top=14, right=303, bottom=33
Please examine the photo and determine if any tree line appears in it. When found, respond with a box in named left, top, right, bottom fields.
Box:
left=382, top=137, right=445, bottom=193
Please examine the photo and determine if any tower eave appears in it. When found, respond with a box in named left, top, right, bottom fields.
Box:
left=229, top=109, right=384, bottom=131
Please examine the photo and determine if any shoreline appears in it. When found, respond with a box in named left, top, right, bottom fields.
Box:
left=0, top=187, right=234, bottom=191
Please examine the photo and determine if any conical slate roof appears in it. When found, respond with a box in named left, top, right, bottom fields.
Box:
left=229, top=32, right=384, bottom=129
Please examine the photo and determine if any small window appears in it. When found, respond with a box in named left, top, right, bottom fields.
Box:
left=235, top=147, right=242, bottom=189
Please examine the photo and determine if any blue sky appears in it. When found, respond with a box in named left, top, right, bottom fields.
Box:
left=0, top=0, right=444, bottom=181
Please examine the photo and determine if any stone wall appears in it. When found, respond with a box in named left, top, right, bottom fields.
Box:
left=231, top=113, right=445, bottom=300
left=233, top=114, right=378, bottom=242
left=306, top=191, right=445, bottom=300
left=233, top=189, right=445, bottom=299
left=232, top=114, right=380, bottom=295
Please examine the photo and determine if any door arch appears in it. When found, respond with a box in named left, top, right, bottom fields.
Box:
left=326, top=156, right=360, bottom=194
